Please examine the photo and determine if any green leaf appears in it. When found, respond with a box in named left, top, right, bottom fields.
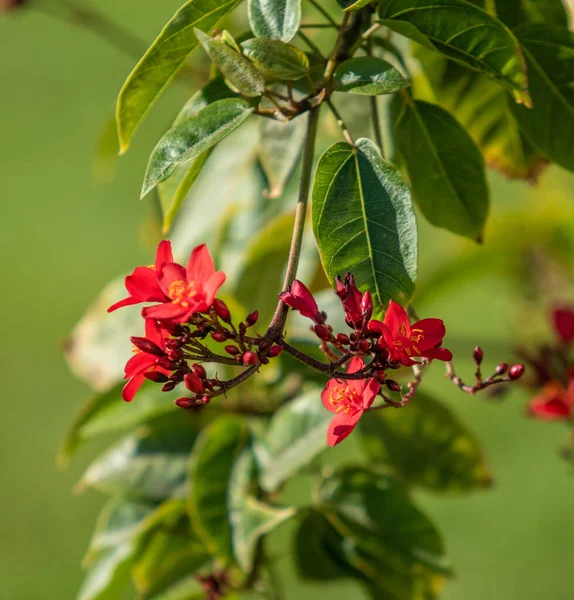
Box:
left=378, top=0, right=531, bottom=106
left=242, top=38, right=309, bottom=80
left=148, top=577, right=205, bottom=600
left=393, top=96, right=489, bottom=240
left=359, top=391, right=493, bottom=492
left=116, top=0, right=241, bottom=152
left=510, top=24, right=574, bottom=172
left=312, top=138, right=418, bottom=311
left=229, top=449, right=296, bottom=572
left=334, top=57, right=409, bottom=95
left=235, top=211, right=295, bottom=324
left=494, top=0, right=568, bottom=29
left=78, top=545, right=135, bottom=600
left=79, top=428, right=197, bottom=500
left=254, top=388, right=330, bottom=492
left=195, top=29, right=266, bottom=96
left=337, top=0, right=375, bottom=11
left=175, top=77, right=240, bottom=125
left=248, top=0, right=301, bottom=42
left=142, top=98, right=254, bottom=197
left=187, top=417, right=248, bottom=560
left=258, top=114, right=307, bottom=198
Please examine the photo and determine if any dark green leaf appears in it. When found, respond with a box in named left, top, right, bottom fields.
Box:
left=78, top=545, right=135, bottom=600
left=229, top=449, right=296, bottom=572
left=242, top=38, right=309, bottom=79
left=142, top=98, right=254, bottom=197
left=258, top=114, right=307, bottom=198
left=248, top=0, right=301, bottom=42
left=334, top=56, right=409, bottom=95
left=187, top=417, right=248, bottom=560
left=494, top=0, right=568, bottom=29
left=393, top=97, right=489, bottom=240
left=312, top=138, right=418, bottom=312
left=117, top=0, right=241, bottom=152
left=235, top=211, right=295, bottom=324
left=510, top=24, right=574, bottom=172
left=195, top=29, right=266, bottom=96
left=254, top=388, right=330, bottom=492
left=359, top=391, right=493, bottom=492
left=378, top=0, right=531, bottom=106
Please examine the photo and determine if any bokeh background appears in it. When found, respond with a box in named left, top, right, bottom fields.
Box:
left=2, top=1, right=574, bottom=599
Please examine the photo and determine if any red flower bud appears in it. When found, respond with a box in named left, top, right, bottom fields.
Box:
left=225, top=345, right=240, bottom=356
left=335, top=273, right=363, bottom=328
left=386, top=380, right=402, bottom=392
left=361, top=291, right=373, bottom=323
left=213, top=299, right=232, bottom=323
left=374, top=370, right=387, bottom=383
left=314, top=324, right=331, bottom=341
left=243, top=351, right=259, bottom=365
left=175, top=397, right=193, bottom=409
left=336, top=333, right=350, bottom=345
left=157, top=357, right=177, bottom=370
left=184, top=373, right=205, bottom=393
left=496, top=363, right=509, bottom=376
left=167, top=349, right=180, bottom=361
left=358, top=340, right=371, bottom=353
left=144, top=371, right=169, bottom=383
left=192, top=364, right=206, bottom=378
left=246, top=311, right=259, bottom=326
left=553, top=307, right=574, bottom=344
left=473, top=346, right=484, bottom=365
left=211, top=330, right=227, bottom=342
left=280, top=280, right=323, bottom=323
left=201, top=395, right=211, bottom=404
left=130, top=336, right=165, bottom=357
left=509, top=364, right=525, bottom=380
left=268, top=345, right=283, bottom=357
left=165, top=338, right=181, bottom=350
left=162, top=381, right=176, bottom=392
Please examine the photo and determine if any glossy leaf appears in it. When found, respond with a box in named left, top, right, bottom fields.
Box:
left=258, top=114, right=307, bottom=198
left=254, top=388, right=330, bottom=492
left=378, top=0, right=531, bottom=106
left=116, top=0, right=241, bottom=152
left=78, top=545, right=135, bottom=600
left=510, top=24, right=574, bottom=172
left=248, top=0, right=301, bottom=42
left=187, top=417, right=248, bottom=560
left=312, top=138, right=418, bottom=311
left=229, top=449, right=296, bottom=572
left=494, top=0, right=568, bottom=29
left=393, top=97, right=489, bottom=240
left=242, top=38, right=309, bottom=80
left=142, top=98, right=254, bottom=197
left=235, top=211, right=295, bottom=324
left=359, top=391, right=493, bottom=492
left=334, top=56, right=409, bottom=95
left=337, top=0, right=374, bottom=11
left=195, top=29, right=266, bottom=96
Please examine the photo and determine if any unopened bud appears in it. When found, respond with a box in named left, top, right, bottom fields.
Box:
left=144, top=371, right=169, bottom=383
left=374, top=370, right=387, bottom=383
left=201, top=395, right=211, bottom=404
left=162, top=381, right=176, bottom=392
left=192, top=364, right=206, bottom=378
left=211, top=330, right=227, bottom=343
left=361, top=291, right=373, bottom=322
left=167, top=349, right=180, bottom=361
left=314, top=324, right=331, bottom=341
left=213, top=299, right=231, bottom=323
left=495, top=363, right=509, bottom=376
left=165, top=338, right=181, bottom=350
left=175, top=397, right=193, bottom=409
left=336, top=333, right=350, bottom=345
left=157, top=357, right=177, bottom=370
left=473, top=346, right=484, bottom=365
left=386, top=380, right=402, bottom=393
left=268, top=345, right=283, bottom=358
left=246, top=311, right=259, bottom=326
left=509, top=364, right=525, bottom=380
left=358, top=339, right=371, bottom=353
left=184, top=373, right=205, bottom=393
left=243, top=351, right=259, bottom=365
left=130, top=336, right=164, bottom=357
left=225, top=345, right=240, bottom=356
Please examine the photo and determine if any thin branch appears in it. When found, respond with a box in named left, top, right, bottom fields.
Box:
left=324, top=13, right=351, bottom=88
left=445, top=361, right=511, bottom=394
left=326, top=100, right=354, bottom=145
left=348, top=22, right=382, bottom=57
left=307, top=0, right=340, bottom=29
left=297, top=30, right=326, bottom=60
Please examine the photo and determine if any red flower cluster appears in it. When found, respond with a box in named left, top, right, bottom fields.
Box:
left=529, top=381, right=574, bottom=421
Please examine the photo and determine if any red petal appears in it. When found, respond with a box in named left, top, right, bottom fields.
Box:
left=383, top=300, right=410, bottom=336
left=124, top=352, right=156, bottom=378
left=142, top=302, right=189, bottom=321
left=122, top=374, right=146, bottom=402
left=415, top=318, right=446, bottom=351
left=125, top=267, right=164, bottom=301
left=367, top=319, right=385, bottom=335
left=108, top=296, right=140, bottom=313
left=158, top=263, right=187, bottom=296
left=327, top=410, right=363, bottom=447
left=422, top=347, right=453, bottom=362
left=187, top=244, right=214, bottom=284
left=204, top=271, right=226, bottom=306
left=144, top=319, right=165, bottom=348
left=530, top=398, right=572, bottom=420
left=362, top=379, right=380, bottom=409
left=553, top=307, right=574, bottom=344
left=347, top=357, right=365, bottom=374
left=321, top=379, right=344, bottom=414
left=155, top=240, right=173, bottom=271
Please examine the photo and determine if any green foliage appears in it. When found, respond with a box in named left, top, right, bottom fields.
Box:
left=312, top=138, right=418, bottom=310
left=248, top=0, right=301, bottom=42
left=334, top=57, right=410, bottom=95
left=242, top=38, right=310, bottom=80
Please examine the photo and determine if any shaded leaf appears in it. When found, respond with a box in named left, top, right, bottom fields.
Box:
left=334, top=56, right=409, bottom=95
left=229, top=449, right=296, bottom=572
left=312, top=138, right=418, bottom=311
left=242, top=38, right=309, bottom=80
left=359, top=391, right=493, bottom=492
left=378, top=0, right=531, bottom=106
left=510, top=24, right=574, bottom=172
left=393, top=96, right=489, bottom=240
left=195, top=29, right=266, bottom=96
left=254, top=388, right=330, bottom=492
left=494, top=0, right=568, bottom=29
left=248, top=0, right=301, bottom=42
left=148, top=577, right=205, bottom=600
left=142, top=98, right=254, bottom=197
left=117, top=0, right=241, bottom=152
left=187, top=417, right=248, bottom=560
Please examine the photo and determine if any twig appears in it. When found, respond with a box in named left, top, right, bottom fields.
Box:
left=307, top=0, right=340, bottom=29
left=326, top=100, right=354, bottom=145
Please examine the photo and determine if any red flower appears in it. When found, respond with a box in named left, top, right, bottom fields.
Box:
left=321, top=357, right=380, bottom=447
left=280, top=280, right=323, bottom=323
left=335, top=273, right=373, bottom=329
left=108, top=240, right=173, bottom=313
left=142, top=244, right=226, bottom=322
left=123, top=319, right=170, bottom=402
left=553, top=307, right=574, bottom=345
left=368, top=300, right=452, bottom=367
left=529, top=381, right=574, bottom=421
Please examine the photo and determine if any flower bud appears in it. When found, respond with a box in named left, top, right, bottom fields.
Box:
left=243, top=351, right=259, bottom=365
left=386, top=380, right=402, bottom=393
left=268, top=345, right=283, bottom=358
left=314, top=324, right=330, bottom=341
left=157, top=357, right=177, bottom=370
left=509, top=364, right=525, bottom=380
left=225, top=345, right=240, bottom=356
left=162, top=381, right=176, bottom=392
left=184, top=373, right=205, bottom=393
left=246, top=311, right=259, bottom=326
left=374, top=370, right=387, bottom=383
left=165, top=338, right=181, bottom=350
left=175, top=397, right=193, bottom=409
left=335, top=273, right=363, bottom=328
left=495, top=363, right=509, bottom=376
left=473, top=346, right=484, bottom=365
left=358, top=340, right=371, bottom=353
left=167, top=349, right=180, bottom=361
left=213, top=299, right=231, bottom=323
left=130, top=336, right=164, bottom=356
left=201, top=395, right=211, bottom=404
left=192, top=364, right=206, bottom=378
left=144, top=371, right=169, bottom=383
left=211, top=330, right=227, bottom=343
left=361, top=291, right=373, bottom=323
left=336, top=333, right=350, bottom=345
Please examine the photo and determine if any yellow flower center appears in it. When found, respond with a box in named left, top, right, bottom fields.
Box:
left=167, top=280, right=198, bottom=308
left=329, top=384, right=360, bottom=414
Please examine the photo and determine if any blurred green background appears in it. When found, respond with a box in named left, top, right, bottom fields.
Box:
left=2, top=1, right=574, bottom=599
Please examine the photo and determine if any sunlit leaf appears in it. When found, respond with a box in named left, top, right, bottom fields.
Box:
left=78, top=544, right=135, bottom=600
left=337, top=0, right=375, bottom=11
left=242, top=38, right=309, bottom=80
left=248, top=0, right=301, bottom=42
left=334, top=56, right=409, bottom=95
left=312, top=138, right=418, bottom=311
